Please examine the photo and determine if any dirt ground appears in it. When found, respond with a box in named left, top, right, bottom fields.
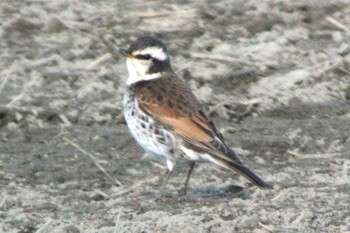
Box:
left=1, top=0, right=350, bottom=232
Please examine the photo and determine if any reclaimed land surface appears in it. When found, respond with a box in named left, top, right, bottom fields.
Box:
left=0, top=1, right=349, bottom=232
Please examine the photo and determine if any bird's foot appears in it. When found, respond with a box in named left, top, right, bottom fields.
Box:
left=178, top=187, right=189, bottom=196
left=153, top=190, right=174, bottom=201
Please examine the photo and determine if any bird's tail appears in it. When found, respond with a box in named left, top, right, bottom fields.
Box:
left=212, top=155, right=273, bottom=189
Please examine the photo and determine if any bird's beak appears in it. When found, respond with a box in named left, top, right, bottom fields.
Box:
left=119, top=48, right=133, bottom=58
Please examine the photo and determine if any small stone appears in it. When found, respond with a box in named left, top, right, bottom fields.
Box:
left=195, top=85, right=213, bottom=103
left=46, top=17, right=67, bottom=33
left=61, top=225, right=80, bottom=233
left=338, top=43, right=350, bottom=56
left=284, top=27, right=309, bottom=42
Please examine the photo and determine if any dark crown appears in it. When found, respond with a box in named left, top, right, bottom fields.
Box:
left=128, top=36, right=168, bottom=53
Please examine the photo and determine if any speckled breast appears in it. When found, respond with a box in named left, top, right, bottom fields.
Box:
left=123, top=89, right=177, bottom=164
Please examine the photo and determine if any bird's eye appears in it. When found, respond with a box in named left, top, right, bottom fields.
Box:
left=135, top=54, right=152, bottom=60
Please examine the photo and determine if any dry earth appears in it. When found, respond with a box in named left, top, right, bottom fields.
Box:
left=0, top=0, right=350, bottom=232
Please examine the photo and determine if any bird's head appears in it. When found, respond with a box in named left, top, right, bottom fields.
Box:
left=119, top=36, right=172, bottom=85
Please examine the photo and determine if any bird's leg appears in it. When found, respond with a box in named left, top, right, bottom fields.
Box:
left=181, top=162, right=195, bottom=195
left=156, top=169, right=173, bottom=199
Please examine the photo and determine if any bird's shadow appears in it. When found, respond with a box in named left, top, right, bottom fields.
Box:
left=186, top=184, right=249, bottom=199
left=154, top=184, right=250, bottom=201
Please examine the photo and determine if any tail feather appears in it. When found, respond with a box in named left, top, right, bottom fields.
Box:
left=214, top=155, right=273, bottom=189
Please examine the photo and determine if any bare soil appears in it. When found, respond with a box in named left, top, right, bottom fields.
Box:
left=0, top=1, right=350, bottom=232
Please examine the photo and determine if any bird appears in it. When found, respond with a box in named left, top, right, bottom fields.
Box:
left=119, top=36, right=272, bottom=196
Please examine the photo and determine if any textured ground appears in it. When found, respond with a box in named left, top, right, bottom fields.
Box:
left=0, top=0, right=350, bottom=232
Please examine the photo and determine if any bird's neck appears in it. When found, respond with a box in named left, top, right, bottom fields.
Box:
left=126, top=71, right=165, bottom=86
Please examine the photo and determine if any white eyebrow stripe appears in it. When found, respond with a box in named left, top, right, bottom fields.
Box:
left=133, top=47, right=168, bottom=61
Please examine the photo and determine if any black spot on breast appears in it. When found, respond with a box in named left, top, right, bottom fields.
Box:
left=141, top=123, right=146, bottom=129
left=154, top=128, right=160, bottom=135
left=158, top=137, right=166, bottom=144
left=141, top=115, right=148, bottom=122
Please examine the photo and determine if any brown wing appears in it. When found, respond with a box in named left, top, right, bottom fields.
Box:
left=132, top=73, right=241, bottom=164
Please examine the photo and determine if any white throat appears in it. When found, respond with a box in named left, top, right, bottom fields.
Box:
left=126, top=58, right=162, bottom=85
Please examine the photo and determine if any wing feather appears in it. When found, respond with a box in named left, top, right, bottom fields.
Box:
left=133, top=74, right=241, bottom=164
